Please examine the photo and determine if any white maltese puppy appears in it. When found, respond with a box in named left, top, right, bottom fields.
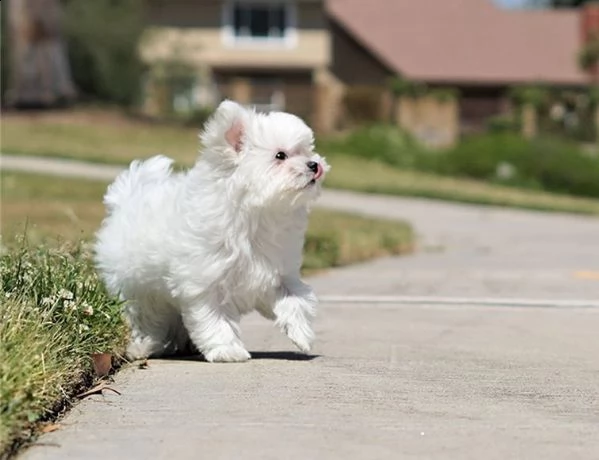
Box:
left=94, top=100, right=329, bottom=362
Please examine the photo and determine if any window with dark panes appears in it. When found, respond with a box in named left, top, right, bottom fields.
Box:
left=232, top=2, right=287, bottom=39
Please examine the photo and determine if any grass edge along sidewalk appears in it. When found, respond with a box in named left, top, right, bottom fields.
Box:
left=3, top=152, right=599, bottom=217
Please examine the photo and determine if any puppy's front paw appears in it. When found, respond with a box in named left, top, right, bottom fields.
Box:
left=284, top=322, right=314, bottom=353
left=204, top=343, right=251, bottom=363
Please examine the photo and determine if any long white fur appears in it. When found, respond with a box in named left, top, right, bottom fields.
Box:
left=94, top=100, right=329, bottom=362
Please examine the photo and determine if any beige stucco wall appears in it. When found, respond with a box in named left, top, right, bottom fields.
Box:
left=141, top=1, right=330, bottom=69
left=396, top=96, right=459, bottom=148
left=313, top=68, right=345, bottom=133
left=521, top=103, right=538, bottom=139
left=141, top=28, right=330, bottom=69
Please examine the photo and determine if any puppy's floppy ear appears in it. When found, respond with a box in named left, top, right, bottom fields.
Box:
left=225, top=119, right=244, bottom=153
left=200, top=100, right=249, bottom=157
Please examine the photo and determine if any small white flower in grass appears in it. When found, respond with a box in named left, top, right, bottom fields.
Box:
left=78, top=324, right=90, bottom=333
left=82, top=302, right=94, bottom=316
left=64, top=300, right=77, bottom=311
left=41, top=296, right=55, bottom=306
left=84, top=279, right=96, bottom=290
left=58, top=288, right=74, bottom=300
left=495, top=162, right=516, bottom=181
left=5, top=292, right=12, bottom=299
left=550, top=104, right=565, bottom=121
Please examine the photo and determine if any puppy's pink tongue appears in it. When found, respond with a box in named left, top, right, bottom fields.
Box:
left=314, top=164, right=323, bottom=180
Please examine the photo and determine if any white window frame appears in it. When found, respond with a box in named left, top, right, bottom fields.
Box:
left=222, top=0, right=298, bottom=48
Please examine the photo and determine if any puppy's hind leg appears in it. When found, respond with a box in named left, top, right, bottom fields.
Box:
left=124, top=298, right=182, bottom=359
left=181, top=302, right=250, bottom=363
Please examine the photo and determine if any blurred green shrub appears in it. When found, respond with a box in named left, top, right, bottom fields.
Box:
left=183, top=107, right=214, bottom=127
left=64, top=0, right=144, bottom=106
left=441, top=133, right=599, bottom=197
left=343, top=86, right=385, bottom=124
left=320, top=124, right=599, bottom=198
left=509, top=85, right=550, bottom=109
left=429, top=88, right=460, bottom=103
left=319, top=124, right=441, bottom=170
left=387, top=77, right=427, bottom=98
left=486, top=114, right=522, bottom=134
left=1, top=1, right=9, bottom=102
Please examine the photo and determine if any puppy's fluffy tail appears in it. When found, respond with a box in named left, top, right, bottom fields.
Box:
left=104, top=155, right=174, bottom=213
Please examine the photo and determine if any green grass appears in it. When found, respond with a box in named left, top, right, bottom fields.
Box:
left=0, top=244, right=127, bottom=455
left=1, top=173, right=108, bottom=244
left=1, top=111, right=199, bottom=166
left=325, top=155, right=599, bottom=215
left=4, top=110, right=599, bottom=215
left=303, top=209, right=413, bottom=272
left=1, top=172, right=414, bottom=267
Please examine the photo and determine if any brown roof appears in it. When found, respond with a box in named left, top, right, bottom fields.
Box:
left=327, top=0, right=589, bottom=85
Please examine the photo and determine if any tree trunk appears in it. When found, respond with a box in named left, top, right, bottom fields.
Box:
left=6, top=0, right=76, bottom=107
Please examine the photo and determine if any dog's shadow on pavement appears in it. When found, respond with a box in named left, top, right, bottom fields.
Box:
left=161, top=351, right=320, bottom=362
left=250, top=351, right=320, bottom=361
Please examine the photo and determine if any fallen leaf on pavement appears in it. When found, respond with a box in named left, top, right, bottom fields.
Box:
left=77, top=382, right=121, bottom=399
left=91, top=353, right=112, bottom=377
left=41, top=424, right=61, bottom=433
left=574, top=271, right=599, bottom=280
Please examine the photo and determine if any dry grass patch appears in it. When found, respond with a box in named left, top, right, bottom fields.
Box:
left=1, top=172, right=414, bottom=269
left=1, top=173, right=108, bottom=244
left=2, top=109, right=199, bottom=166
left=4, top=109, right=599, bottom=215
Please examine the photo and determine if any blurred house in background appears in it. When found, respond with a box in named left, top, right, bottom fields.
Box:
left=329, top=0, right=591, bottom=135
left=139, top=0, right=597, bottom=141
left=141, top=0, right=339, bottom=132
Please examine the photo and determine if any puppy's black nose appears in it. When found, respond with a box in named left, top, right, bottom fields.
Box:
left=307, top=161, right=319, bottom=173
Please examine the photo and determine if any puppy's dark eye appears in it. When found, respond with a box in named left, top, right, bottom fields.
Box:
left=275, top=151, right=288, bottom=160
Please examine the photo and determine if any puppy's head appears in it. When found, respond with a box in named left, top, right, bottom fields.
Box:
left=200, top=100, right=329, bottom=207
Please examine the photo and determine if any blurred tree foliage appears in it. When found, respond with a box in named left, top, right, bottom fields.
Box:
left=1, top=1, right=10, bottom=101
left=549, top=0, right=591, bottom=6
left=63, top=0, right=144, bottom=106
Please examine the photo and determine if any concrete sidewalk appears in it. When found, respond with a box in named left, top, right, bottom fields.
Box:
left=1, top=154, right=124, bottom=181
left=7, top=154, right=599, bottom=459
left=20, top=301, right=599, bottom=460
